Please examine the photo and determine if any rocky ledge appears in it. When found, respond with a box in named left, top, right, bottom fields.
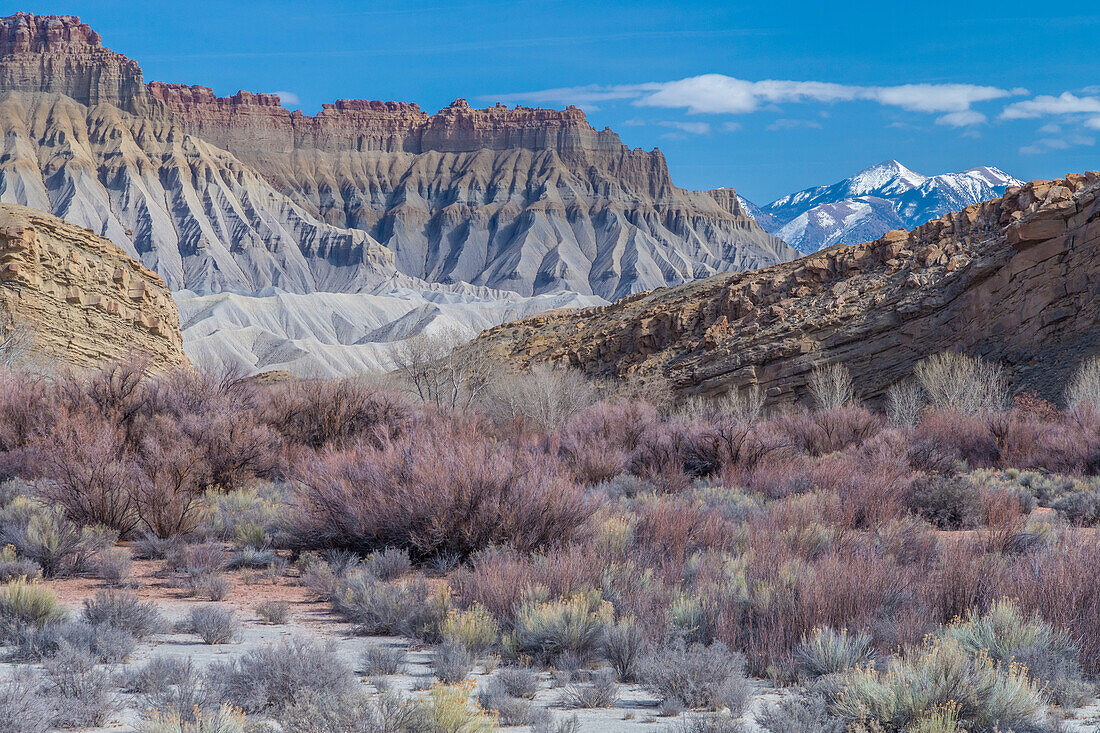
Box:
left=470, top=173, right=1100, bottom=404
left=0, top=204, right=187, bottom=371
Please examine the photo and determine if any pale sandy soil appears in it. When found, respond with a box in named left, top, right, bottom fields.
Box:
left=6, top=544, right=1098, bottom=733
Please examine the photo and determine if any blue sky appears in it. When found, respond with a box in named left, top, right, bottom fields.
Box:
left=19, top=0, right=1100, bottom=202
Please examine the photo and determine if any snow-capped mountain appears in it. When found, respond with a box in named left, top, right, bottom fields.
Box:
left=743, top=161, right=1023, bottom=253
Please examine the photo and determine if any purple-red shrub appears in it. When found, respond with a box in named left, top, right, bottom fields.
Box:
left=775, top=407, right=883, bottom=457
left=912, top=409, right=1001, bottom=467
left=559, top=400, right=659, bottom=485
left=286, top=418, right=591, bottom=559
left=261, top=377, right=412, bottom=451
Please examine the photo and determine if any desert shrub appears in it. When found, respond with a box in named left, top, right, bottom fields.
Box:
left=225, top=547, right=279, bottom=570
left=560, top=400, right=659, bottom=484
left=830, top=634, right=1051, bottom=733
left=361, top=644, right=406, bottom=675
left=202, top=487, right=282, bottom=545
left=907, top=473, right=984, bottom=529
left=559, top=670, right=617, bottom=708
left=530, top=708, right=581, bottom=733
left=255, top=600, right=289, bottom=624
left=0, top=543, right=39, bottom=582
left=0, top=578, right=63, bottom=634
left=287, top=420, right=591, bottom=559
left=1066, top=356, right=1100, bottom=412
left=915, top=352, right=1009, bottom=415
left=182, top=605, right=239, bottom=644
left=132, top=531, right=183, bottom=560
left=95, top=547, right=132, bottom=585
left=0, top=669, right=55, bottom=733
left=605, top=617, right=646, bottom=682
left=128, top=656, right=220, bottom=725
left=477, top=687, right=534, bottom=725
left=361, top=546, right=412, bottom=580
left=481, top=365, right=597, bottom=431
left=778, top=407, right=882, bottom=457
left=591, top=473, right=657, bottom=498
left=261, top=377, right=410, bottom=450
left=628, top=419, right=698, bottom=492
left=207, top=638, right=356, bottom=713
left=36, top=414, right=141, bottom=536
left=419, top=680, right=498, bottom=732
left=191, top=572, right=231, bottom=601
left=41, top=644, right=120, bottom=727
left=139, top=703, right=247, bottom=733
left=432, top=640, right=474, bottom=683
left=493, top=665, right=540, bottom=699
left=793, top=626, right=874, bottom=679
left=807, top=363, right=855, bottom=409
left=1051, top=486, right=1100, bottom=525
left=0, top=501, right=105, bottom=576
left=276, top=689, right=427, bottom=733
left=939, top=599, right=1090, bottom=708
left=914, top=410, right=1003, bottom=467
left=639, top=640, right=750, bottom=712
left=509, top=590, right=613, bottom=664
left=755, top=692, right=845, bottom=733
left=442, top=604, right=500, bottom=656
left=10, top=619, right=135, bottom=663
left=127, top=655, right=196, bottom=693
left=175, top=541, right=225, bottom=576
left=332, top=572, right=448, bottom=640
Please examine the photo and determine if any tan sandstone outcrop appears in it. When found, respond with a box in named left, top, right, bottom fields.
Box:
left=0, top=204, right=187, bottom=370
left=470, top=173, right=1100, bottom=405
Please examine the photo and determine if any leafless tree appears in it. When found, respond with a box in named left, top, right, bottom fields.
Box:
left=915, top=351, right=1008, bottom=414
left=886, top=380, right=925, bottom=429
left=481, top=364, right=597, bottom=431
left=808, top=363, right=855, bottom=410
left=389, top=329, right=492, bottom=410
left=1067, top=356, right=1100, bottom=412
left=0, top=315, right=33, bottom=367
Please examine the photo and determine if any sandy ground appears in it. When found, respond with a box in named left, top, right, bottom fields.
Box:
left=5, top=547, right=1099, bottom=733
left=2, top=553, right=776, bottom=733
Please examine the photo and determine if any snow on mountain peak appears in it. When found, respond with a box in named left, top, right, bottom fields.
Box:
left=745, top=161, right=1020, bottom=254
left=847, top=160, right=927, bottom=196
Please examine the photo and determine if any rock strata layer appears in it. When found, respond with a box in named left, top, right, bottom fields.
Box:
left=470, top=174, right=1100, bottom=405
left=0, top=13, right=795, bottom=302
left=0, top=203, right=186, bottom=370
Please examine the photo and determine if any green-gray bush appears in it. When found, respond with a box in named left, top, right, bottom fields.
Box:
left=205, top=638, right=356, bottom=713
left=639, top=640, right=751, bottom=712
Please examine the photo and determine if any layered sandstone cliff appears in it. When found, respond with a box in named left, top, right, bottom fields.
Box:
left=0, top=203, right=186, bottom=369
left=471, top=173, right=1100, bottom=404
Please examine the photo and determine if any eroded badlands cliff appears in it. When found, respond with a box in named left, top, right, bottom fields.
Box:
left=0, top=12, right=794, bottom=303
left=471, top=174, right=1100, bottom=404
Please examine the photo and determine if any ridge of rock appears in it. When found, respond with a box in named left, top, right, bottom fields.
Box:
left=470, top=173, right=1100, bottom=404
left=0, top=203, right=186, bottom=370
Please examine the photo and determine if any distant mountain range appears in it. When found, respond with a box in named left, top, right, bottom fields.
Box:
left=739, top=161, right=1024, bottom=253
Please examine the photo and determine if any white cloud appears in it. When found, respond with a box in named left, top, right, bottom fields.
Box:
left=658, top=120, right=711, bottom=135
left=274, top=90, right=300, bottom=106
left=722, top=121, right=742, bottom=132
left=766, top=118, right=823, bottom=130
left=1019, top=133, right=1096, bottom=155
left=1001, top=92, right=1100, bottom=119
left=495, top=75, right=1017, bottom=117
left=936, top=110, right=987, bottom=127
left=1038, top=123, right=1063, bottom=134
